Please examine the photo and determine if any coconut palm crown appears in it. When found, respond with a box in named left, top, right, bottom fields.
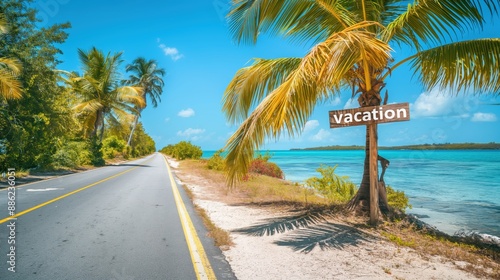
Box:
left=67, top=47, right=145, bottom=141
left=222, top=0, right=500, bottom=204
left=124, top=57, right=165, bottom=146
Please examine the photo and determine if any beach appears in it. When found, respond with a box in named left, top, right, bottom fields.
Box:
left=167, top=157, right=496, bottom=280
left=203, top=149, right=500, bottom=238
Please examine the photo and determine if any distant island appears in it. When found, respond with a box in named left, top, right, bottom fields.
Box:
left=291, top=142, right=500, bottom=151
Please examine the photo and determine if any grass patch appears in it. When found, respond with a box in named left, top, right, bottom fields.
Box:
left=381, top=220, right=500, bottom=279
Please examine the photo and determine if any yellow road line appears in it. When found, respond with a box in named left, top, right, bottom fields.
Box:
left=162, top=155, right=216, bottom=280
left=0, top=162, right=146, bottom=225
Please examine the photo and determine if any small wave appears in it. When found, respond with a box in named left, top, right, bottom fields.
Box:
left=454, top=230, right=500, bottom=248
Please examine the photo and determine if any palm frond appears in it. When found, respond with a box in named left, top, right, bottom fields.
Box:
left=72, top=99, right=103, bottom=113
left=116, top=86, right=146, bottom=109
left=409, top=38, right=500, bottom=94
left=0, top=57, right=22, bottom=74
left=382, top=0, right=499, bottom=49
left=0, top=13, right=8, bottom=34
left=222, top=57, right=302, bottom=124
left=0, top=57, right=23, bottom=100
left=224, top=24, right=392, bottom=185
left=227, top=0, right=356, bottom=45
left=124, top=57, right=165, bottom=108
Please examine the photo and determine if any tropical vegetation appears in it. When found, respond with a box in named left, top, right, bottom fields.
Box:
left=124, top=57, right=165, bottom=146
left=221, top=0, right=500, bottom=221
left=305, top=165, right=357, bottom=204
left=0, top=0, right=159, bottom=171
left=160, top=141, right=203, bottom=160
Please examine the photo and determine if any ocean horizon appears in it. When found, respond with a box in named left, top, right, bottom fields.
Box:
left=202, top=149, right=500, bottom=238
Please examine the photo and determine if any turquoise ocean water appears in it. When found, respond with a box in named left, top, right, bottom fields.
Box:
left=203, top=150, right=500, bottom=237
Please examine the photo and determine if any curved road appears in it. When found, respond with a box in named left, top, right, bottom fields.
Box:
left=0, top=153, right=235, bottom=279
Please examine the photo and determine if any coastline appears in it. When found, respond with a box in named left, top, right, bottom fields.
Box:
left=202, top=149, right=500, bottom=239
left=168, top=157, right=499, bottom=280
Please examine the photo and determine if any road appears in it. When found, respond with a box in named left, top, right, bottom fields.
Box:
left=0, top=153, right=235, bottom=280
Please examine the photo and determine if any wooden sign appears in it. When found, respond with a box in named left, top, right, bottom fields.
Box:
left=329, top=103, right=410, bottom=128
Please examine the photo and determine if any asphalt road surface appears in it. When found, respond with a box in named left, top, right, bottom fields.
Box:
left=0, top=153, right=235, bottom=280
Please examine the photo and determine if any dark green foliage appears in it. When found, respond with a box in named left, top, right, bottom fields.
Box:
left=305, top=165, right=357, bottom=203
left=88, top=137, right=105, bottom=166
left=129, top=123, right=156, bottom=158
left=0, top=1, right=158, bottom=171
left=52, top=140, right=90, bottom=168
left=160, top=141, right=202, bottom=160
left=0, top=0, right=71, bottom=170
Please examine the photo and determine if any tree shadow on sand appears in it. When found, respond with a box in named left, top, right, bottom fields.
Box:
left=232, top=210, right=329, bottom=236
left=232, top=210, right=377, bottom=253
left=274, top=222, right=375, bottom=253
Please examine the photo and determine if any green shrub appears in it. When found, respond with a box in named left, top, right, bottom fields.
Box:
left=102, top=136, right=127, bottom=159
left=159, top=144, right=174, bottom=155
left=53, top=140, right=91, bottom=168
left=160, top=141, right=202, bottom=160
left=305, top=165, right=357, bottom=204
left=207, top=150, right=226, bottom=171
left=386, top=185, right=412, bottom=213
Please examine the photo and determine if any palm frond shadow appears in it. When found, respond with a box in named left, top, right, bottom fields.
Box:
left=274, top=222, right=376, bottom=254
left=232, top=210, right=330, bottom=236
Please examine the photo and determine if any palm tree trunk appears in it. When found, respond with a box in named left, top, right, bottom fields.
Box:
left=91, top=110, right=103, bottom=139
left=347, top=85, right=390, bottom=220
left=347, top=125, right=374, bottom=211
left=127, top=114, right=139, bottom=146
left=347, top=124, right=389, bottom=215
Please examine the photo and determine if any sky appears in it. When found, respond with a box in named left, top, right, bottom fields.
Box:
left=35, top=0, right=500, bottom=151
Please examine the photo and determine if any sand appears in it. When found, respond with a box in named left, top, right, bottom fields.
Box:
left=167, top=158, right=482, bottom=280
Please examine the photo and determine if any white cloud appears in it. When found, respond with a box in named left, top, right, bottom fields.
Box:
left=331, top=96, right=341, bottom=106
left=177, top=128, right=205, bottom=137
left=164, top=117, right=170, bottom=123
left=178, top=108, right=195, bottom=118
left=343, top=98, right=358, bottom=109
left=411, top=89, right=484, bottom=120
left=310, top=129, right=332, bottom=142
left=158, top=43, right=184, bottom=61
left=471, top=112, right=497, bottom=122
left=303, top=120, right=319, bottom=133
left=412, top=89, right=455, bottom=117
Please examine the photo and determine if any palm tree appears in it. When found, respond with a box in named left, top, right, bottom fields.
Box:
left=67, top=47, right=145, bottom=141
left=124, top=57, right=165, bottom=146
left=0, top=13, right=22, bottom=100
left=222, top=1, right=500, bottom=222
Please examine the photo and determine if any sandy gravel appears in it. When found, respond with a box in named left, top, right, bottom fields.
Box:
left=167, top=158, right=481, bottom=280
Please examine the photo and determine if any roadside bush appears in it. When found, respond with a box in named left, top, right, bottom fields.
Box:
left=207, top=150, right=225, bottom=171
left=386, top=185, right=412, bottom=213
left=159, top=144, right=174, bottom=155
left=248, top=153, right=284, bottom=179
left=102, top=136, right=127, bottom=159
left=160, top=141, right=202, bottom=160
left=305, top=165, right=357, bottom=204
left=53, top=141, right=90, bottom=168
